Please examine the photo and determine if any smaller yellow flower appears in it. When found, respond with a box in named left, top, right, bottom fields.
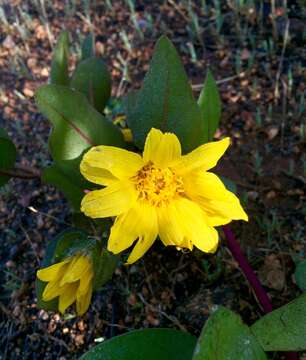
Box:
left=37, top=253, right=93, bottom=316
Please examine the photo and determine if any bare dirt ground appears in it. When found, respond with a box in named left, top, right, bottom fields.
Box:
left=0, top=1, right=305, bottom=359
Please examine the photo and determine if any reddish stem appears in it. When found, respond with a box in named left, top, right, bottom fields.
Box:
left=223, top=225, right=273, bottom=313
left=222, top=225, right=298, bottom=360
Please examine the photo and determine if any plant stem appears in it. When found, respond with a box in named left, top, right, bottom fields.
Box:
left=222, top=225, right=298, bottom=360
left=223, top=224, right=272, bottom=313
left=0, top=164, right=41, bottom=180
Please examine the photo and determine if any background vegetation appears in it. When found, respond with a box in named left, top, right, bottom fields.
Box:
left=0, top=0, right=305, bottom=359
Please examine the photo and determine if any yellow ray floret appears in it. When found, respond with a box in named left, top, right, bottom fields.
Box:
left=80, top=128, right=248, bottom=264
left=37, top=253, right=93, bottom=316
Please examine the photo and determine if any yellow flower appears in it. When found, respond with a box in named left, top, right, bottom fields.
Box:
left=37, top=253, right=93, bottom=315
left=80, top=128, right=248, bottom=264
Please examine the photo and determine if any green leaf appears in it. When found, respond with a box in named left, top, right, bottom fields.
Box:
left=198, top=69, right=221, bottom=142
left=35, top=84, right=124, bottom=162
left=193, top=306, right=267, bottom=360
left=81, top=33, right=95, bottom=60
left=50, top=30, right=70, bottom=86
left=294, top=259, right=306, bottom=292
left=0, top=127, right=17, bottom=186
left=220, top=176, right=237, bottom=194
left=36, top=229, right=95, bottom=311
left=36, top=231, right=62, bottom=311
left=80, top=328, right=197, bottom=360
left=42, top=157, right=89, bottom=210
left=123, top=90, right=139, bottom=116
left=126, top=35, right=203, bottom=153
left=92, top=248, right=119, bottom=291
left=53, top=229, right=95, bottom=260
left=251, top=294, right=306, bottom=351
left=70, top=57, right=111, bottom=113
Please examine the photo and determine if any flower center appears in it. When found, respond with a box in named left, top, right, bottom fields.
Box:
left=133, top=162, right=184, bottom=207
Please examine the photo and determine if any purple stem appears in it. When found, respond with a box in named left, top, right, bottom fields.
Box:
left=222, top=225, right=298, bottom=360
left=223, top=225, right=273, bottom=313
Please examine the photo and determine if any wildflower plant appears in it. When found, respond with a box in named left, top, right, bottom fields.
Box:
left=1, top=32, right=305, bottom=359
left=80, top=128, right=247, bottom=264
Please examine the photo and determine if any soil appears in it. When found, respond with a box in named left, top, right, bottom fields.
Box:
left=0, top=1, right=305, bottom=359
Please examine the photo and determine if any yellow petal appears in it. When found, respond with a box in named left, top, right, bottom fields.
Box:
left=203, top=213, right=232, bottom=227
left=143, top=128, right=163, bottom=162
left=81, top=180, right=138, bottom=218
left=37, top=259, right=69, bottom=282
left=108, top=202, right=158, bottom=264
left=178, top=237, right=194, bottom=251
left=184, top=171, right=248, bottom=224
left=60, top=255, right=91, bottom=285
left=42, top=280, right=64, bottom=301
left=58, top=282, right=78, bottom=314
left=173, top=137, right=230, bottom=174
left=184, top=171, right=234, bottom=201
left=143, top=128, right=181, bottom=168
left=80, top=162, right=117, bottom=186
left=126, top=229, right=158, bottom=264
left=173, top=198, right=219, bottom=253
left=76, top=286, right=92, bottom=316
left=157, top=204, right=185, bottom=246
left=192, top=225, right=219, bottom=253
left=107, top=210, right=140, bottom=254
left=77, top=269, right=93, bottom=296
left=203, top=198, right=248, bottom=223
left=81, top=145, right=143, bottom=181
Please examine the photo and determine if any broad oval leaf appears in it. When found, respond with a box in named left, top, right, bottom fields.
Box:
left=81, top=33, right=95, bottom=60
left=70, top=57, right=111, bottom=113
left=50, top=30, right=70, bottom=86
left=35, top=84, right=124, bottom=162
left=91, top=248, right=119, bottom=291
left=81, top=328, right=197, bottom=360
left=42, top=157, right=90, bottom=210
left=198, top=69, right=221, bottom=143
left=294, top=259, right=306, bottom=292
left=53, top=229, right=96, bottom=260
left=251, top=294, right=306, bottom=351
left=126, top=35, right=203, bottom=153
left=193, top=306, right=267, bottom=360
left=0, top=127, right=17, bottom=186
left=123, top=90, right=139, bottom=116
